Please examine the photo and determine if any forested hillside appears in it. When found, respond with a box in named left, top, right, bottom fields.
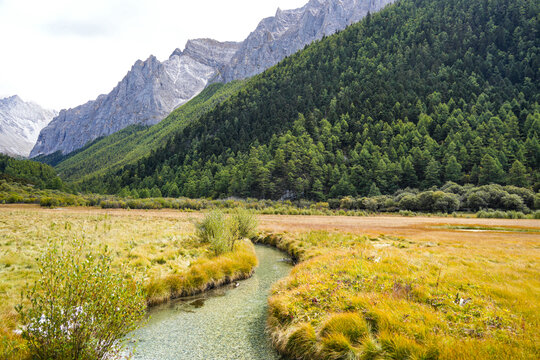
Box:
left=0, top=154, right=63, bottom=189
left=84, top=0, right=539, bottom=200
left=45, top=81, right=244, bottom=181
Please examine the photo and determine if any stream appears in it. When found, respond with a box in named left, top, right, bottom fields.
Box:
left=126, top=245, right=292, bottom=359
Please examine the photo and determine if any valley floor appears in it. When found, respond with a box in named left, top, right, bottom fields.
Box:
left=1, top=205, right=539, bottom=359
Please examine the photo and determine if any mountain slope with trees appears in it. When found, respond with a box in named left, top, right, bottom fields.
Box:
left=0, top=154, right=63, bottom=189
left=42, top=81, right=244, bottom=182
left=84, top=0, right=539, bottom=200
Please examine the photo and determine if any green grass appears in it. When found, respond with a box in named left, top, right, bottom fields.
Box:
left=256, top=231, right=540, bottom=359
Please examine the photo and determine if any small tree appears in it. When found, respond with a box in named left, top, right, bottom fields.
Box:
left=507, top=160, right=529, bottom=187
left=16, top=239, right=146, bottom=360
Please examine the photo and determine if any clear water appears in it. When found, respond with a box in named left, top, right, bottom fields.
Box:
left=126, top=245, right=292, bottom=360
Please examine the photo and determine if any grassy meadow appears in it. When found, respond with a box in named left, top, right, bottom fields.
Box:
left=0, top=205, right=256, bottom=358
left=257, top=226, right=540, bottom=359
left=1, top=205, right=538, bottom=359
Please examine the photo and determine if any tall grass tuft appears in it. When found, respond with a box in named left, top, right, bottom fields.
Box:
left=231, top=208, right=258, bottom=239
left=320, top=313, right=370, bottom=344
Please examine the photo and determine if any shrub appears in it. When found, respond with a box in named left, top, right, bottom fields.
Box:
left=16, top=239, right=146, bottom=360
left=196, top=211, right=232, bottom=256
left=39, top=197, right=59, bottom=208
left=500, top=194, right=525, bottom=211
left=230, top=208, right=258, bottom=240
left=398, top=194, right=419, bottom=211
left=431, top=191, right=460, bottom=213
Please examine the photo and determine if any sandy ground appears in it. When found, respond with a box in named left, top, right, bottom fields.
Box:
left=2, top=204, right=539, bottom=244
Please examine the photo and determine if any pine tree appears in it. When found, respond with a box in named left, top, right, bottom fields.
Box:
left=507, top=160, right=529, bottom=187
left=424, top=158, right=441, bottom=188
left=478, top=154, right=505, bottom=185
left=400, top=157, right=418, bottom=188
left=444, top=156, right=462, bottom=183
left=367, top=183, right=381, bottom=197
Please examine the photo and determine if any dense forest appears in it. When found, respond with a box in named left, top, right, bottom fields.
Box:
left=0, top=154, right=63, bottom=189
left=81, top=0, right=538, bottom=200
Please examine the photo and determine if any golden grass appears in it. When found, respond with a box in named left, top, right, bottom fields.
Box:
left=0, top=206, right=257, bottom=358
left=2, top=205, right=539, bottom=359
left=259, top=231, right=540, bottom=359
left=145, top=240, right=257, bottom=306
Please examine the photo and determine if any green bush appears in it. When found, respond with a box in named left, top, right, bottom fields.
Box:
left=16, top=239, right=146, bottom=360
left=230, top=209, right=258, bottom=240
left=39, top=197, right=59, bottom=208
left=196, top=210, right=258, bottom=256
left=196, top=211, right=232, bottom=256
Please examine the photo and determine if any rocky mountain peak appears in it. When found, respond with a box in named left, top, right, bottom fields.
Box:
left=31, top=0, right=396, bottom=158
left=217, top=0, right=396, bottom=82
left=0, top=96, right=57, bottom=157
left=182, top=38, right=241, bottom=68
left=30, top=39, right=240, bottom=157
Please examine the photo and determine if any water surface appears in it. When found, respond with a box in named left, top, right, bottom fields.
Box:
left=127, top=245, right=291, bottom=359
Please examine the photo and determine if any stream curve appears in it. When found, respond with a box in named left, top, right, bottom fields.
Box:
left=127, top=245, right=291, bottom=359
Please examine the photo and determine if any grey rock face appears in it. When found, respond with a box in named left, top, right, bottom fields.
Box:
left=31, top=39, right=240, bottom=157
left=218, top=0, right=396, bottom=82
left=0, top=95, right=57, bottom=157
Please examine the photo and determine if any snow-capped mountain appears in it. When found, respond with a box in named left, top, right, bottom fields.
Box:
left=0, top=95, right=57, bottom=157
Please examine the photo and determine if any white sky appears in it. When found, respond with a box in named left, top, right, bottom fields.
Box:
left=0, top=0, right=308, bottom=110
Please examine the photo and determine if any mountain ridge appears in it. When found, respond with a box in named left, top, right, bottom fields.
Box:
left=217, top=0, right=395, bottom=82
left=30, top=39, right=241, bottom=157
left=82, top=0, right=539, bottom=198
left=0, top=95, right=57, bottom=157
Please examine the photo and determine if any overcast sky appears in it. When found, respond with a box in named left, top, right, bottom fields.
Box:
left=0, top=0, right=307, bottom=110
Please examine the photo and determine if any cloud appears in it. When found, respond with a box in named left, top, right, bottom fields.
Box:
left=44, top=19, right=116, bottom=37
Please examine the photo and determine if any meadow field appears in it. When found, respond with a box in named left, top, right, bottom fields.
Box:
left=1, top=204, right=539, bottom=359
left=0, top=205, right=256, bottom=357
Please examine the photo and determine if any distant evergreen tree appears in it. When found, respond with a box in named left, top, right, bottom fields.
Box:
left=150, top=186, right=162, bottom=198
left=169, top=183, right=180, bottom=198
left=444, top=156, right=462, bottom=183
left=478, top=155, right=505, bottom=185
left=139, top=188, right=150, bottom=199
left=507, top=160, right=529, bottom=187
left=368, top=183, right=381, bottom=197
left=424, top=159, right=442, bottom=188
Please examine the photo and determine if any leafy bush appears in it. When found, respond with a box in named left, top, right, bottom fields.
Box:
left=231, top=208, right=258, bottom=240
left=196, top=211, right=232, bottom=256
left=16, top=239, right=146, bottom=360
left=196, top=210, right=258, bottom=256
left=39, top=197, right=59, bottom=208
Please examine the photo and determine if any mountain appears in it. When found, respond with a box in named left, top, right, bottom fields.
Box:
left=217, top=0, right=395, bottom=82
left=0, top=96, right=57, bottom=157
left=39, top=81, right=244, bottom=182
left=85, top=0, right=539, bottom=198
left=33, top=0, right=394, bottom=158
left=30, top=39, right=240, bottom=157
